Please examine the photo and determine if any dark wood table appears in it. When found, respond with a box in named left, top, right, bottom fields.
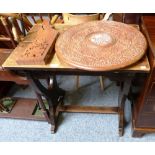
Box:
left=2, top=23, right=150, bottom=136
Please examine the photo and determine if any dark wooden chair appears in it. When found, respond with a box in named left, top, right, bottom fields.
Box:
left=0, top=14, right=29, bottom=88
left=0, top=13, right=43, bottom=112
left=0, top=13, right=62, bottom=88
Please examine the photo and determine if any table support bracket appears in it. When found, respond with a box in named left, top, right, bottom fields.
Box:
left=27, top=73, right=65, bottom=133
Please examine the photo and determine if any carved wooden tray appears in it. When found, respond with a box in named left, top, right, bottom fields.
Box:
left=16, top=21, right=59, bottom=65
left=55, top=21, right=147, bottom=71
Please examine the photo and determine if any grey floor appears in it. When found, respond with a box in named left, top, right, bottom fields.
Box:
left=0, top=76, right=155, bottom=142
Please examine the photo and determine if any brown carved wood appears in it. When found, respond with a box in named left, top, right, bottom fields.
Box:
left=2, top=14, right=152, bottom=137
left=16, top=22, right=59, bottom=65
left=2, top=21, right=151, bottom=136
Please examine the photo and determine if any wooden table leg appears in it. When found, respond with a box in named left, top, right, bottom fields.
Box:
left=27, top=74, right=65, bottom=133
left=35, top=93, right=51, bottom=123
left=118, top=78, right=133, bottom=136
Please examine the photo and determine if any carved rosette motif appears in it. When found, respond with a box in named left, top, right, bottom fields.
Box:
left=55, top=21, right=147, bottom=71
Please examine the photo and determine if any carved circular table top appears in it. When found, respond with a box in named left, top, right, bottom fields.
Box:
left=55, top=21, right=147, bottom=71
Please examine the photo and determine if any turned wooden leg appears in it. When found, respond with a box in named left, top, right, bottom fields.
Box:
left=99, top=76, right=104, bottom=91
left=46, top=76, right=53, bottom=89
left=132, top=131, right=145, bottom=138
left=118, top=95, right=126, bottom=136
left=48, top=102, right=56, bottom=133
left=36, top=93, right=51, bottom=123
left=118, top=78, right=133, bottom=136
left=118, top=82, right=124, bottom=136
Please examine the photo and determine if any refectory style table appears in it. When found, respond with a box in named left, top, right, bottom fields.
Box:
left=2, top=22, right=150, bottom=136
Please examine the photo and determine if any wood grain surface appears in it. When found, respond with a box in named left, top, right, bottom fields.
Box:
left=2, top=23, right=150, bottom=72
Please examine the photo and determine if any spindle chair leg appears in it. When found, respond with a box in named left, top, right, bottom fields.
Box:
left=99, top=76, right=105, bottom=91
left=0, top=16, right=16, bottom=48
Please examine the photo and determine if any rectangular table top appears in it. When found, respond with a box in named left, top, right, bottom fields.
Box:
left=2, top=24, right=150, bottom=73
left=0, top=49, right=12, bottom=70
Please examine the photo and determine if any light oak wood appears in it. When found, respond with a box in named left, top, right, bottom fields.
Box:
left=50, top=14, right=59, bottom=25
left=63, top=13, right=100, bottom=25
left=53, top=23, right=74, bottom=30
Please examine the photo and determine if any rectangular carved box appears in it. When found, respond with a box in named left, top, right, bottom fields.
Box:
left=16, top=22, right=59, bottom=65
